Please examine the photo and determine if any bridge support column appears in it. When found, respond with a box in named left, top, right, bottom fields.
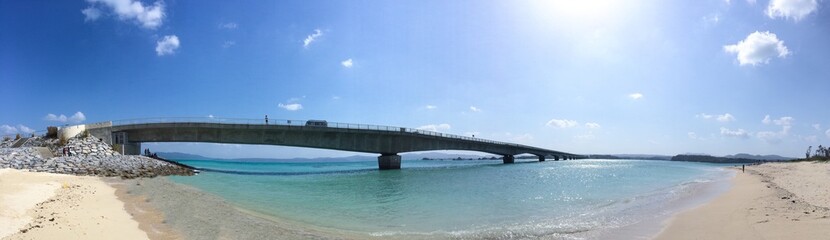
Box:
left=538, top=155, right=545, bottom=162
left=378, top=153, right=401, bottom=170
left=503, top=155, right=515, bottom=164
left=554, top=155, right=560, bottom=161
left=122, top=142, right=141, bottom=155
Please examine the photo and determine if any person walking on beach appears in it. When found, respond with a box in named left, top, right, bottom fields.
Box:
left=265, top=115, right=269, bottom=125
left=742, top=164, right=745, bottom=173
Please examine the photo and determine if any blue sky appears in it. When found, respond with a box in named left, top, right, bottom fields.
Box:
left=2, top=0, right=828, bottom=158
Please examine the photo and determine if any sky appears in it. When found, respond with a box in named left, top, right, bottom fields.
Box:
left=1, top=0, right=828, bottom=159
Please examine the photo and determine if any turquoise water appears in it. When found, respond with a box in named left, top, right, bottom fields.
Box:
left=168, top=159, right=731, bottom=239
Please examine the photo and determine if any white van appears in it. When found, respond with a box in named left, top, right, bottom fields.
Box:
left=305, top=120, right=328, bottom=127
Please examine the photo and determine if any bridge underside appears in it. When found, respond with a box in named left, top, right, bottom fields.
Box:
left=97, top=123, right=580, bottom=170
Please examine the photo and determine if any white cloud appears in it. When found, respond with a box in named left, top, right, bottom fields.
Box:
left=757, top=131, right=783, bottom=143
left=425, top=105, right=437, bottom=110
left=747, top=0, right=757, bottom=5
left=696, top=113, right=714, bottom=119
left=303, top=29, right=323, bottom=48
left=813, top=124, right=821, bottom=130
left=69, top=112, right=87, bottom=123
left=207, top=114, right=215, bottom=118
left=155, top=35, right=180, bottom=56
left=756, top=115, right=795, bottom=143
left=628, top=93, right=643, bottom=100
left=44, top=114, right=68, bottom=122
left=826, top=129, right=830, bottom=138
left=702, top=13, right=720, bottom=26
left=766, top=0, right=818, bottom=21
left=696, top=113, right=735, bottom=122
left=17, top=125, right=35, bottom=134
left=763, top=115, right=794, bottom=130
left=1, top=125, right=17, bottom=135
left=222, top=41, right=236, bottom=48
left=341, top=58, right=353, bottom=68
left=716, top=113, right=736, bottom=122
left=469, top=106, right=482, bottom=112
left=688, top=132, right=704, bottom=140
left=81, top=7, right=102, bottom=21
left=585, top=122, right=601, bottom=129
left=720, top=127, right=750, bottom=138
left=84, top=0, right=166, bottom=29
left=417, top=123, right=451, bottom=132
left=804, top=135, right=818, bottom=142
left=278, top=103, right=303, bottom=111
left=44, top=112, right=85, bottom=124
left=724, top=31, right=790, bottom=66
left=773, top=116, right=794, bottom=126
left=219, top=22, right=238, bottom=29
left=546, top=119, right=578, bottom=128
left=332, top=96, right=341, bottom=100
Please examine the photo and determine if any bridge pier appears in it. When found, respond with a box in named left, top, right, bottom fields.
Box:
left=502, top=155, right=515, bottom=164
left=554, top=155, right=560, bottom=161
left=125, top=142, right=141, bottom=155
left=378, top=153, right=401, bottom=170
left=538, top=155, right=545, bottom=162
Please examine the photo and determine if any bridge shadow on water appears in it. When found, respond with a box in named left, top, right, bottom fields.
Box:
left=183, top=159, right=549, bottom=176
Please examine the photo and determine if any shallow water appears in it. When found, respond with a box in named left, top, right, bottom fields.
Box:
left=168, top=159, right=731, bottom=239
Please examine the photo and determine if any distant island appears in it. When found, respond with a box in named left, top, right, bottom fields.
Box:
left=587, top=153, right=794, bottom=163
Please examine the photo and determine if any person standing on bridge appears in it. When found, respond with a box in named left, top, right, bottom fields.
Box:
left=265, top=115, right=269, bottom=125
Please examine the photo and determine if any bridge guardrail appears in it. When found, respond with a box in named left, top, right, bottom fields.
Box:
left=108, top=117, right=531, bottom=148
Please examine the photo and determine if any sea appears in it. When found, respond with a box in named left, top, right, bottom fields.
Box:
left=167, top=158, right=734, bottom=239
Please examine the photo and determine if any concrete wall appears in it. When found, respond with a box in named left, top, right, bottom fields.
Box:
left=58, top=125, right=85, bottom=142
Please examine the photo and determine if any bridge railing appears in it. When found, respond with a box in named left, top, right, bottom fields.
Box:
left=109, top=117, right=529, bottom=148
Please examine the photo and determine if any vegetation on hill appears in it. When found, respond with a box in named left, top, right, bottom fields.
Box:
left=670, top=154, right=762, bottom=164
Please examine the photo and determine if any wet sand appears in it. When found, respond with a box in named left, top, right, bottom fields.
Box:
left=656, top=162, right=830, bottom=240
left=113, top=177, right=355, bottom=240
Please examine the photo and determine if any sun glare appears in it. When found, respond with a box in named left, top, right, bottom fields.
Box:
left=530, top=0, right=629, bottom=28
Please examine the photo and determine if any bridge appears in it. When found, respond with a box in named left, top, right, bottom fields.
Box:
left=66, top=118, right=582, bottom=170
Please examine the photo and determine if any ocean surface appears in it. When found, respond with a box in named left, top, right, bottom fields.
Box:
left=167, top=159, right=733, bottom=239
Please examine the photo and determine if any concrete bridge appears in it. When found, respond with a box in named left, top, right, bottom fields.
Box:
left=72, top=118, right=582, bottom=170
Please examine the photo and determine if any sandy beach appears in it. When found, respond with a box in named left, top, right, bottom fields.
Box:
left=656, top=161, right=830, bottom=240
left=0, top=169, right=147, bottom=240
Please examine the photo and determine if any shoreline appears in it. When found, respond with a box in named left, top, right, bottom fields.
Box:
left=655, top=162, right=830, bottom=239
left=592, top=166, right=734, bottom=240
left=112, top=176, right=359, bottom=240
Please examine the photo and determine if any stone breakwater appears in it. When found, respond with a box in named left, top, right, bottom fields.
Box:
left=0, top=139, right=194, bottom=178
left=52, top=136, right=119, bottom=157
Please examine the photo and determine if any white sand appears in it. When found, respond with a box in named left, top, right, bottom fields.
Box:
left=0, top=168, right=148, bottom=240
left=656, top=162, right=830, bottom=240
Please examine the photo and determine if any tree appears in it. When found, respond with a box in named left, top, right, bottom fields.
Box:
left=806, top=146, right=812, bottom=159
